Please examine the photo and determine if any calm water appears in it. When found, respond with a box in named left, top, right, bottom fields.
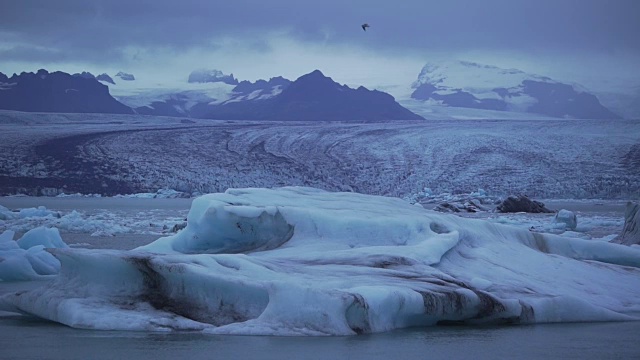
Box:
left=1, top=314, right=639, bottom=360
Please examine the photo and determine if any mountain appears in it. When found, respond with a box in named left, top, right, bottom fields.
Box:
left=115, top=72, right=135, bottom=81
left=188, top=69, right=238, bottom=85
left=0, top=69, right=133, bottom=114
left=73, top=72, right=115, bottom=85
left=232, top=76, right=291, bottom=98
left=196, top=70, right=424, bottom=121
left=96, top=73, right=115, bottom=85
left=0, top=69, right=422, bottom=121
left=134, top=76, right=288, bottom=117
left=410, top=61, right=620, bottom=119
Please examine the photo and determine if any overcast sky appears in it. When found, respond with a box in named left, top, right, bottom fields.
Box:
left=1, top=0, right=638, bottom=92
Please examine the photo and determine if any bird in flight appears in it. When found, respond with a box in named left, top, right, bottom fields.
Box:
left=361, top=23, right=370, bottom=31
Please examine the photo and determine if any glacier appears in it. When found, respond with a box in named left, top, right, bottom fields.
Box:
left=1, top=187, right=639, bottom=335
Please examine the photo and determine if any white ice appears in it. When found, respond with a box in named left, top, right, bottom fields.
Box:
left=0, top=227, right=68, bottom=281
left=1, top=187, right=639, bottom=335
left=0, top=205, right=59, bottom=220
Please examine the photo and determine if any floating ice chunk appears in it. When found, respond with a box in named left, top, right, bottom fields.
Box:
left=17, top=227, right=68, bottom=250
left=0, top=230, right=14, bottom=243
left=115, top=189, right=189, bottom=199
left=0, top=228, right=68, bottom=281
left=1, top=205, right=60, bottom=221
left=54, top=210, right=130, bottom=235
left=18, top=206, right=60, bottom=219
left=0, top=205, right=15, bottom=220
left=553, top=209, right=577, bottom=230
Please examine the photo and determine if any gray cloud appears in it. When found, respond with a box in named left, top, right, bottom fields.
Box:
left=1, top=0, right=639, bottom=63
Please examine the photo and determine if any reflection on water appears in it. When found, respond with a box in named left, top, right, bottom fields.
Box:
left=1, top=313, right=639, bottom=360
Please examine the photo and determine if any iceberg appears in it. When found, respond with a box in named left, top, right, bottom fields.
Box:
left=1, top=187, right=639, bottom=335
left=0, top=227, right=67, bottom=281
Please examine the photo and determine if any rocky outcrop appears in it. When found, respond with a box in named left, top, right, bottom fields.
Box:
left=496, top=195, right=554, bottom=213
left=434, top=200, right=489, bottom=213
left=73, top=71, right=96, bottom=80
left=188, top=69, right=238, bottom=85
left=73, top=72, right=115, bottom=85
left=232, top=76, right=291, bottom=95
left=115, top=72, right=135, bottom=81
left=0, top=69, right=133, bottom=114
left=96, top=73, right=115, bottom=85
left=613, top=202, right=640, bottom=246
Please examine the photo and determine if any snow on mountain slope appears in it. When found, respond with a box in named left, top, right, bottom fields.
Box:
left=101, top=76, right=236, bottom=110
left=411, top=61, right=620, bottom=119
left=103, top=74, right=289, bottom=116
left=399, top=98, right=560, bottom=121
left=415, top=61, right=554, bottom=94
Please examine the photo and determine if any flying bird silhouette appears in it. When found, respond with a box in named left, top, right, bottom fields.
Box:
left=361, top=23, right=370, bottom=31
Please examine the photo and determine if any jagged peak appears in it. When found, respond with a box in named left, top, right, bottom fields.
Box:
left=188, top=68, right=237, bottom=85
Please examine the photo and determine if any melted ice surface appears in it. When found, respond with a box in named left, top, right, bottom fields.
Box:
left=2, top=187, right=639, bottom=335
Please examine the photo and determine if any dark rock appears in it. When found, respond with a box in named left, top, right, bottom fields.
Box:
left=0, top=69, right=133, bottom=114
left=232, top=76, right=291, bottom=95
left=73, top=71, right=95, bottom=79
left=412, top=84, right=507, bottom=111
left=434, top=202, right=461, bottom=213
left=115, top=72, right=135, bottom=81
left=188, top=69, right=238, bottom=85
left=434, top=199, right=489, bottom=213
left=496, top=195, right=554, bottom=213
left=612, top=202, right=640, bottom=246
left=170, top=222, right=188, bottom=233
left=523, top=80, right=620, bottom=119
left=96, top=73, right=115, bottom=85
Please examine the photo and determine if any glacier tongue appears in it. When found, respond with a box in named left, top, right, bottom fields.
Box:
left=2, top=187, right=640, bottom=335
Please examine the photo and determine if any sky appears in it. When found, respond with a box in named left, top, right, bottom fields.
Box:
left=1, top=0, right=639, bottom=93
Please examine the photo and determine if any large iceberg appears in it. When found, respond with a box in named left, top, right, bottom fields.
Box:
left=1, top=187, right=639, bottom=335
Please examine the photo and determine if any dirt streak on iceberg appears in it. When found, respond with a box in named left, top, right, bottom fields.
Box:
left=2, top=187, right=640, bottom=335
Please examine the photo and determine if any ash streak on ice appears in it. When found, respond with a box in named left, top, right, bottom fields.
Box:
left=1, top=188, right=640, bottom=335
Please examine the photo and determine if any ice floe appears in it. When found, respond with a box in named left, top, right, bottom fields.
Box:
left=0, top=227, right=68, bottom=281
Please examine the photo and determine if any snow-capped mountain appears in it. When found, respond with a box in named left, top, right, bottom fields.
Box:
left=113, top=70, right=422, bottom=120
left=73, top=71, right=115, bottom=85
left=194, top=70, right=424, bottom=121
left=410, top=61, right=620, bottom=119
left=228, top=76, right=292, bottom=102
left=114, top=71, right=135, bottom=81
left=0, top=69, right=133, bottom=114
left=188, top=69, right=238, bottom=85
left=0, top=68, right=421, bottom=121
